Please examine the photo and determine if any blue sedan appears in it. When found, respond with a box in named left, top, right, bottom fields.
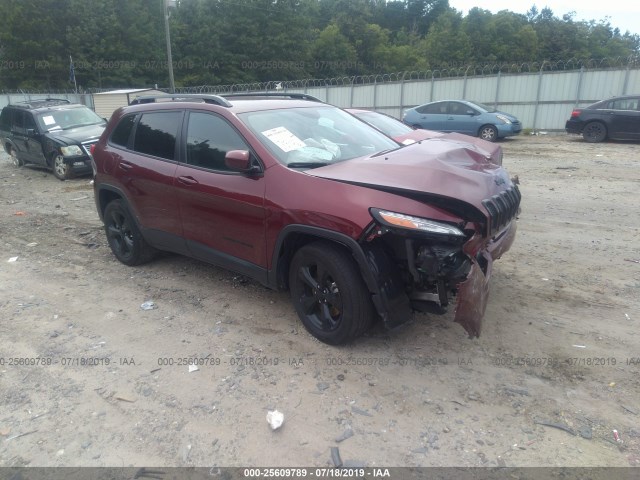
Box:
left=402, top=100, right=522, bottom=142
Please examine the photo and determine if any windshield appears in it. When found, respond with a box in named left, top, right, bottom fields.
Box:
left=37, top=106, right=104, bottom=132
left=355, top=111, right=413, bottom=137
left=239, top=106, right=399, bottom=168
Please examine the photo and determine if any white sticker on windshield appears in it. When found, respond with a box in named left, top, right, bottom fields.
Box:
left=261, top=126, right=306, bottom=153
left=42, top=115, right=56, bottom=125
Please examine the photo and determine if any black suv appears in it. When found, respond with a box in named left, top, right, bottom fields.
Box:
left=0, top=98, right=106, bottom=180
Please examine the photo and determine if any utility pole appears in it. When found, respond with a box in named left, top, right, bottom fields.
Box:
left=164, top=0, right=175, bottom=93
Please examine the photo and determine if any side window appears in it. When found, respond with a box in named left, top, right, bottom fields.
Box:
left=423, top=102, right=446, bottom=114
left=186, top=112, right=250, bottom=172
left=0, top=108, right=11, bottom=131
left=609, top=98, right=639, bottom=110
left=133, top=111, right=182, bottom=160
left=449, top=102, right=465, bottom=115
left=23, top=113, right=36, bottom=130
left=110, top=114, right=136, bottom=147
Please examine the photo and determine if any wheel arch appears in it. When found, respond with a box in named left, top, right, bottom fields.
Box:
left=269, top=225, right=364, bottom=291
left=95, top=184, right=130, bottom=222
left=269, top=225, right=413, bottom=329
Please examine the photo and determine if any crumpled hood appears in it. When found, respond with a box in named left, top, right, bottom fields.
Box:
left=306, top=139, right=513, bottom=222
left=46, top=124, right=105, bottom=146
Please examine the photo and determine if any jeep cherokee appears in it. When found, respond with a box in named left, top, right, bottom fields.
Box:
left=92, top=93, right=520, bottom=345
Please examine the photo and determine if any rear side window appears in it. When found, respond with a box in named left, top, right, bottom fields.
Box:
left=186, top=112, right=249, bottom=171
left=110, top=114, right=136, bottom=147
left=0, top=108, right=11, bottom=131
left=133, top=111, right=182, bottom=160
left=607, top=98, right=639, bottom=110
left=417, top=102, right=446, bottom=114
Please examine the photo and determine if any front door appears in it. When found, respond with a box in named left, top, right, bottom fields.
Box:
left=175, top=111, right=267, bottom=276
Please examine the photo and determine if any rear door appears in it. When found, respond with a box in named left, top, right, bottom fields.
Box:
left=175, top=111, right=267, bottom=273
left=414, top=102, right=448, bottom=130
left=10, top=111, right=39, bottom=163
left=112, top=110, right=185, bottom=251
left=607, top=97, right=640, bottom=139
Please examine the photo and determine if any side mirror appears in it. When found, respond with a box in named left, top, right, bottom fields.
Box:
left=224, top=150, right=260, bottom=175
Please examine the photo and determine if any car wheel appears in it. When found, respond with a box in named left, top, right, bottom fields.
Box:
left=51, top=153, right=72, bottom=180
left=479, top=125, right=498, bottom=142
left=582, top=122, right=607, bottom=143
left=9, top=147, right=24, bottom=167
left=103, top=199, right=156, bottom=266
left=289, top=241, right=374, bottom=345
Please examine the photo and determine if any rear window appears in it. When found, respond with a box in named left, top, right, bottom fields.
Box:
left=132, top=111, right=182, bottom=160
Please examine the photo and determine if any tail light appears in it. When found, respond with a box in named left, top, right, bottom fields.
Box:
left=570, top=109, right=582, bottom=118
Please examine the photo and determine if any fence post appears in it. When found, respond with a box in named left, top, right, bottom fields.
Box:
left=494, top=71, right=501, bottom=109
left=429, top=72, right=434, bottom=102
left=350, top=77, right=354, bottom=108
left=373, top=77, right=377, bottom=110
left=574, top=66, right=584, bottom=107
left=622, top=59, right=631, bottom=95
left=399, top=72, right=406, bottom=118
left=532, top=61, right=546, bottom=132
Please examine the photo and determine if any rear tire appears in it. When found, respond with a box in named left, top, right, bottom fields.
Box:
left=51, top=153, right=72, bottom=180
left=9, top=147, right=24, bottom=167
left=582, top=122, right=607, bottom=143
left=103, top=199, right=156, bottom=266
left=289, top=241, right=374, bottom=345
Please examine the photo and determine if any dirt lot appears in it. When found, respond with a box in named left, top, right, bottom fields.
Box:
left=0, top=135, right=639, bottom=468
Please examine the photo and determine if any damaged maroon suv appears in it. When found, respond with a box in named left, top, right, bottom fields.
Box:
left=92, top=93, right=520, bottom=345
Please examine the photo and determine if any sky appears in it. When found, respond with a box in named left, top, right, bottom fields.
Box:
left=448, top=1, right=640, bottom=36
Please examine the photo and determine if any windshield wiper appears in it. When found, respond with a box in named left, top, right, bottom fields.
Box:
left=287, top=162, right=330, bottom=169
left=371, top=146, right=401, bottom=157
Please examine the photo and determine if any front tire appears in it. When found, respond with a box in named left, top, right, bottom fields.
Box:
left=51, top=153, right=72, bottom=180
left=479, top=125, right=498, bottom=142
left=103, top=199, right=156, bottom=266
left=582, top=122, right=607, bottom=143
left=289, top=242, right=374, bottom=345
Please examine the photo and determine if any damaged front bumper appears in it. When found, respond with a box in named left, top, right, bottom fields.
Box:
left=362, top=218, right=517, bottom=338
left=454, top=220, right=517, bottom=337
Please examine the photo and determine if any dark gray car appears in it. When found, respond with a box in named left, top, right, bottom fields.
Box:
left=565, top=95, right=640, bottom=143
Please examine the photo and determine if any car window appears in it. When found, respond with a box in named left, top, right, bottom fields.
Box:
left=448, top=102, right=469, bottom=115
left=186, top=112, right=250, bottom=171
left=421, top=102, right=447, bottom=114
left=0, top=108, right=11, bottom=130
left=607, top=98, right=639, bottom=110
left=23, top=112, right=36, bottom=130
left=133, top=111, right=182, bottom=160
left=110, top=114, right=136, bottom=147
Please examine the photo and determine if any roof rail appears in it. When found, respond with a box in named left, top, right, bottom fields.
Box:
left=222, top=92, right=323, bottom=102
left=129, top=94, right=232, bottom=107
left=11, top=98, right=72, bottom=109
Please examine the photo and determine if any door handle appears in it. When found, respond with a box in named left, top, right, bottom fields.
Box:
left=118, top=162, right=133, bottom=171
left=177, top=175, right=199, bottom=185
